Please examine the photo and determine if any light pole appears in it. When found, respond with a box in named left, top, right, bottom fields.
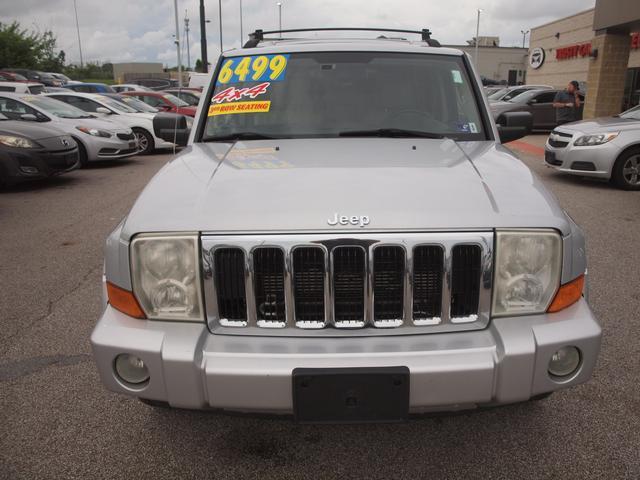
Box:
left=219, top=0, right=223, bottom=52
left=474, top=9, right=482, bottom=67
left=173, top=0, right=182, bottom=88
left=240, top=0, right=244, bottom=44
left=73, top=0, right=84, bottom=68
left=199, top=0, right=208, bottom=73
left=277, top=2, right=282, bottom=31
left=185, top=11, right=191, bottom=71
left=521, top=29, right=530, bottom=48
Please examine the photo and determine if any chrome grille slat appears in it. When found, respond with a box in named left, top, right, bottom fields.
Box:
left=202, top=233, right=493, bottom=336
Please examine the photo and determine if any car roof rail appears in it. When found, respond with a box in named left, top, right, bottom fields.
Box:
left=243, top=28, right=441, bottom=48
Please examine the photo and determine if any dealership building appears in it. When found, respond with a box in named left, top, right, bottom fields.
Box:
left=526, top=0, right=640, bottom=117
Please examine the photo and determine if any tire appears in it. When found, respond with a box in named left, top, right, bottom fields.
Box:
left=611, top=148, right=640, bottom=190
left=132, top=128, right=154, bottom=155
left=74, top=138, right=89, bottom=168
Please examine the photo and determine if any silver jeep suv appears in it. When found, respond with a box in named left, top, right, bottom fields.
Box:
left=91, top=28, right=601, bottom=422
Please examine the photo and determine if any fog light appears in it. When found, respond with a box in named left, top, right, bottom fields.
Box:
left=19, top=165, right=39, bottom=174
left=114, top=354, right=149, bottom=385
left=548, top=346, right=581, bottom=378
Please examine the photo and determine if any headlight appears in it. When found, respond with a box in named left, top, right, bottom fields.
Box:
left=130, top=234, right=203, bottom=321
left=0, top=135, right=40, bottom=148
left=573, top=132, right=618, bottom=146
left=492, top=230, right=562, bottom=317
left=75, top=126, right=112, bottom=138
left=185, top=116, right=194, bottom=128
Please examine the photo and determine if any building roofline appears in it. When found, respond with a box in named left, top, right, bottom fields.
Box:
left=530, top=7, right=595, bottom=31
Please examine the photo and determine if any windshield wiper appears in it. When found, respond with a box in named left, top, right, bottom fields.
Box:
left=204, top=132, right=281, bottom=142
left=338, top=128, right=445, bottom=139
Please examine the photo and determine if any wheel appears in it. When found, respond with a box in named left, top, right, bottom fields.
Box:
left=74, top=138, right=89, bottom=168
left=133, top=128, right=154, bottom=155
left=611, top=148, right=640, bottom=190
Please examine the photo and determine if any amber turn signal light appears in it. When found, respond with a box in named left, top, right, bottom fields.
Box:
left=547, top=275, right=585, bottom=313
left=106, top=281, right=146, bottom=319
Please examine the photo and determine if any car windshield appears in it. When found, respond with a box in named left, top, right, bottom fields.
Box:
left=508, top=90, right=538, bottom=103
left=488, top=88, right=510, bottom=100
left=94, top=95, right=138, bottom=113
left=203, top=51, right=486, bottom=141
left=619, top=105, right=640, bottom=120
left=21, top=95, right=94, bottom=118
left=117, top=96, right=159, bottom=113
left=163, top=93, right=189, bottom=106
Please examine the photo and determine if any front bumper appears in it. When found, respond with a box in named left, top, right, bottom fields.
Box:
left=1, top=147, right=79, bottom=184
left=544, top=135, right=622, bottom=179
left=83, top=135, right=139, bottom=161
left=91, top=298, right=601, bottom=414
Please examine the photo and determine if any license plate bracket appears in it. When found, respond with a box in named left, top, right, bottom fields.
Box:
left=292, top=367, right=409, bottom=424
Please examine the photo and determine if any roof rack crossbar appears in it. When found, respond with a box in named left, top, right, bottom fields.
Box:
left=243, top=27, right=439, bottom=48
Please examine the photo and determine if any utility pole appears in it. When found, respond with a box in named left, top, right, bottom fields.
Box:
left=184, top=11, right=191, bottom=71
left=173, top=0, right=182, bottom=88
left=277, top=2, right=282, bottom=31
left=474, top=9, right=482, bottom=66
left=199, top=0, right=208, bottom=73
left=240, top=0, right=243, bottom=45
left=219, top=0, right=223, bottom=52
left=73, top=0, right=84, bottom=68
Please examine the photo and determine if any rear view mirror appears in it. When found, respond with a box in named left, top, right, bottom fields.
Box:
left=496, top=111, right=532, bottom=143
left=95, top=107, right=111, bottom=114
left=153, top=113, right=190, bottom=146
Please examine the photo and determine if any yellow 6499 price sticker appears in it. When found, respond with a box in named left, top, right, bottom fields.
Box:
left=216, top=54, right=289, bottom=85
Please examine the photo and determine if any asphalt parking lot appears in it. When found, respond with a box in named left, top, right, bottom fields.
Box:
left=1, top=137, right=639, bottom=479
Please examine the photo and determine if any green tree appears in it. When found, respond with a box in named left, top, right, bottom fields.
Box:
left=0, top=21, right=66, bottom=71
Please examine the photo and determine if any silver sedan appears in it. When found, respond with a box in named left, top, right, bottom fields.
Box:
left=544, top=106, right=640, bottom=190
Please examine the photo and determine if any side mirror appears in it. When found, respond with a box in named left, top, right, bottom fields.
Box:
left=95, top=107, right=111, bottom=114
left=156, top=104, right=171, bottom=111
left=527, top=99, right=538, bottom=105
left=153, top=113, right=190, bottom=146
left=496, top=111, right=532, bottom=143
left=20, top=113, right=38, bottom=122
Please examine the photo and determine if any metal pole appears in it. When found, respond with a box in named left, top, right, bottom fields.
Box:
left=474, top=9, right=481, bottom=66
left=173, top=0, right=182, bottom=88
left=185, top=12, right=191, bottom=71
left=277, top=2, right=282, bottom=31
left=240, top=0, right=243, bottom=44
left=199, top=0, right=208, bottom=73
left=219, top=0, right=223, bottom=52
left=521, top=30, right=529, bottom=49
left=73, top=0, right=84, bottom=68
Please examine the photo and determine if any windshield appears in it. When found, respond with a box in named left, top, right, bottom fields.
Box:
left=203, top=52, right=486, bottom=140
left=116, top=96, right=159, bottom=113
left=509, top=90, right=539, bottom=103
left=21, top=95, right=93, bottom=118
left=163, top=93, right=189, bottom=107
left=488, top=88, right=510, bottom=100
left=95, top=95, right=138, bottom=113
left=620, top=105, right=640, bottom=120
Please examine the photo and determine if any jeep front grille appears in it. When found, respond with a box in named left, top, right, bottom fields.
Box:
left=202, top=233, right=493, bottom=336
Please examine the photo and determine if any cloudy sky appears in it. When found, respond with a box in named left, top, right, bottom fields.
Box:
left=1, top=0, right=595, bottom=67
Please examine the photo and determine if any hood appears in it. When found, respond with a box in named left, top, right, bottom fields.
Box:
left=122, top=138, right=569, bottom=238
left=556, top=115, right=640, bottom=133
left=55, top=115, right=131, bottom=133
left=0, top=120, right=68, bottom=140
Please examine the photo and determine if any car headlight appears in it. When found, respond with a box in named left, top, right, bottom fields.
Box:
left=185, top=116, right=194, bottom=128
left=492, top=230, right=562, bottom=317
left=0, top=135, right=40, bottom=148
left=573, top=132, right=618, bottom=146
left=76, top=126, right=112, bottom=138
left=130, top=234, right=204, bottom=321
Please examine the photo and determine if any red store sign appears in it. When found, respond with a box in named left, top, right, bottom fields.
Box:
left=556, top=43, right=592, bottom=60
left=632, top=33, right=640, bottom=49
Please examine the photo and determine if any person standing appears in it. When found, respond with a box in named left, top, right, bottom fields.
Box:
left=553, top=80, right=581, bottom=125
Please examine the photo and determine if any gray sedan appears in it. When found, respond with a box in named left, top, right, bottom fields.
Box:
left=544, top=105, right=640, bottom=190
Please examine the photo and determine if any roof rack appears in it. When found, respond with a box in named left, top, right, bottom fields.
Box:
left=243, top=28, right=441, bottom=48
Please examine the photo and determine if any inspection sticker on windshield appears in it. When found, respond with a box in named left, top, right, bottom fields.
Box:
left=216, top=54, right=290, bottom=85
left=451, top=70, right=463, bottom=84
left=208, top=101, right=271, bottom=116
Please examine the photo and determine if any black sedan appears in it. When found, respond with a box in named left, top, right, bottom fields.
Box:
left=0, top=113, right=79, bottom=187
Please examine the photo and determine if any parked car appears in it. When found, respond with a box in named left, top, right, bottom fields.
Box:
left=163, top=88, right=201, bottom=106
left=544, top=104, right=640, bottom=189
left=112, top=84, right=153, bottom=93
left=48, top=72, right=79, bottom=85
left=0, top=93, right=138, bottom=166
left=487, top=85, right=553, bottom=103
left=0, top=71, right=29, bottom=82
left=2, top=69, right=62, bottom=87
left=0, top=82, right=46, bottom=94
left=0, top=112, right=79, bottom=186
left=128, top=78, right=178, bottom=91
left=122, top=91, right=197, bottom=117
left=491, top=89, right=585, bottom=130
left=188, top=72, right=210, bottom=90
left=102, top=93, right=160, bottom=113
left=65, top=82, right=116, bottom=94
left=91, top=29, right=600, bottom=420
left=45, top=91, right=175, bottom=154
left=43, top=87, right=73, bottom=93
